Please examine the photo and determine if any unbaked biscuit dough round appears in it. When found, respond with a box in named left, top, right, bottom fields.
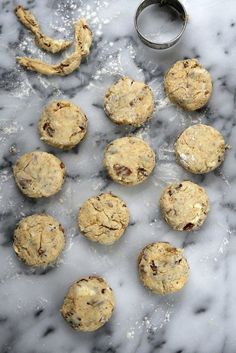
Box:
left=104, top=137, right=156, bottom=185
left=13, top=151, right=65, bottom=198
left=160, top=181, right=209, bottom=231
left=104, top=77, right=154, bottom=127
left=138, top=242, right=189, bottom=295
left=175, top=124, right=226, bottom=174
left=13, top=214, right=65, bottom=266
left=164, top=59, right=212, bottom=111
left=38, top=100, right=87, bottom=150
left=61, top=276, right=115, bottom=332
left=78, top=193, right=129, bottom=245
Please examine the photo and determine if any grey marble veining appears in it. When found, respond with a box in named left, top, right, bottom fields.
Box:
left=0, top=0, right=236, bottom=353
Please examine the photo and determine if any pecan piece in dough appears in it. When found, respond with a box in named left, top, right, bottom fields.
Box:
left=137, top=167, right=148, bottom=178
left=43, top=122, right=55, bottom=137
left=113, top=164, right=132, bottom=177
left=183, top=223, right=194, bottom=231
left=15, top=5, right=72, bottom=54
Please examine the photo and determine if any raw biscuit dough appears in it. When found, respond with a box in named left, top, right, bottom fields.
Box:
left=175, top=124, right=226, bottom=174
left=38, top=100, right=88, bottom=150
left=138, top=242, right=189, bottom=295
left=78, top=193, right=129, bottom=245
left=104, top=77, right=154, bottom=127
left=16, top=19, right=92, bottom=76
left=13, top=214, right=65, bottom=266
left=104, top=136, right=156, bottom=185
left=61, top=276, right=115, bottom=332
left=15, top=5, right=72, bottom=53
left=160, top=181, right=209, bottom=231
left=13, top=151, right=65, bottom=198
left=164, top=59, right=212, bottom=111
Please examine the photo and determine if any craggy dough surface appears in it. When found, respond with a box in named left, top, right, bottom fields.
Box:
left=164, top=59, right=212, bottom=111
left=61, top=276, right=115, bottom=332
left=160, top=181, right=209, bottom=231
left=13, top=214, right=65, bottom=266
left=175, top=124, right=226, bottom=174
left=138, top=242, right=189, bottom=295
left=104, top=137, right=156, bottom=186
left=104, top=77, right=154, bottom=127
left=13, top=151, right=65, bottom=198
left=78, top=193, right=129, bottom=245
left=38, top=100, right=87, bottom=150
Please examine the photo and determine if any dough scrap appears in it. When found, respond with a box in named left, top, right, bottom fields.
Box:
left=15, top=5, right=72, bottom=54
left=175, top=124, right=226, bottom=174
left=61, top=276, right=115, bottom=332
left=160, top=181, right=209, bottom=231
left=13, top=214, right=65, bottom=266
left=138, top=242, right=189, bottom=295
left=13, top=151, right=65, bottom=198
left=38, top=100, right=88, bottom=150
left=16, top=19, right=92, bottom=76
left=104, top=136, right=156, bottom=186
left=104, top=77, right=154, bottom=127
left=164, top=59, right=212, bottom=111
left=78, top=193, right=129, bottom=245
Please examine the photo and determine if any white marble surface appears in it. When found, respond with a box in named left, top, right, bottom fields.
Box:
left=0, top=0, right=236, bottom=352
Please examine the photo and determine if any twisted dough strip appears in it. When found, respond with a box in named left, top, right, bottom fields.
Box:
left=15, top=5, right=72, bottom=54
left=16, top=19, right=92, bottom=76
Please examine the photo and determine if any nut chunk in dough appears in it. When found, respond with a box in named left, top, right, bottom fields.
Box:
left=175, top=124, right=226, bottom=174
left=61, top=276, right=115, bottom=332
left=13, top=151, right=65, bottom=198
left=38, top=100, right=88, bottom=150
left=15, top=5, right=72, bottom=54
left=13, top=214, right=65, bottom=266
left=138, top=242, right=189, bottom=295
left=164, top=59, right=212, bottom=111
left=160, top=181, right=209, bottom=231
left=104, top=136, right=156, bottom=186
left=104, top=77, right=154, bottom=127
left=78, top=193, right=129, bottom=245
left=16, top=19, right=92, bottom=76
